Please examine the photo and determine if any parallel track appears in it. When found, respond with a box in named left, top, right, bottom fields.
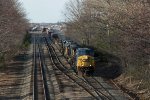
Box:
left=44, top=37, right=115, bottom=100
left=33, top=35, right=50, bottom=100
left=109, top=80, right=134, bottom=100
left=51, top=38, right=119, bottom=100
left=82, top=77, right=116, bottom=100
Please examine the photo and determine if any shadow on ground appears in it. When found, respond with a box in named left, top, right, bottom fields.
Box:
left=94, top=62, right=122, bottom=79
left=13, top=53, right=30, bottom=61
left=94, top=50, right=123, bottom=79
left=0, top=52, right=31, bottom=99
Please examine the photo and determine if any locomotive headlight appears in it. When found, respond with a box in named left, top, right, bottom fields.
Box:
left=90, top=65, right=92, bottom=66
left=85, top=56, right=88, bottom=59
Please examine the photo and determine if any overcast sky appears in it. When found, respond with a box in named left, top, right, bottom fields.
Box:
left=19, top=0, right=69, bottom=23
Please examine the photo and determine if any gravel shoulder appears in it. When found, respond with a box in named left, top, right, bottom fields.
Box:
left=0, top=44, right=33, bottom=100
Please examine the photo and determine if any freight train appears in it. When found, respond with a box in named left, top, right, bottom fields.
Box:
left=49, top=31, right=95, bottom=76
left=60, top=39, right=95, bottom=76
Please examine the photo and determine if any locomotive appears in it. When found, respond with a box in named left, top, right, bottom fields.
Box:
left=75, top=48, right=95, bottom=76
left=61, top=39, right=95, bottom=76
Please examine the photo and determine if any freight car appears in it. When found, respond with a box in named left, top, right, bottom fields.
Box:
left=42, top=27, right=47, bottom=33
left=51, top=33, right=59, bottom=44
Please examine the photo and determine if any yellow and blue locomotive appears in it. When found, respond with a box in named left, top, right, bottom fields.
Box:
left=75, top=48, right=95, bottom=76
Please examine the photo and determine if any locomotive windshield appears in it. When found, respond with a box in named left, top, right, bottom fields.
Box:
left=77, top=48, right=94, bottom=56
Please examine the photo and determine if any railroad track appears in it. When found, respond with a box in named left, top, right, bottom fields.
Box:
left=33, top=35, right=50, bottom=100
left=51, top=40, right=115, bottom=99
left=44, top=37, right=115, bottom=100
left=82, top=77, right=116, bottom=100
left=109, top=79, right=134, bottom=100
left=51, top=37, right=134, bottom=100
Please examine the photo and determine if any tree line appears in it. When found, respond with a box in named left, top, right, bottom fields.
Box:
left=64, top=0, right=150, bottom=98
left=0, top=0, right=29, bottom=61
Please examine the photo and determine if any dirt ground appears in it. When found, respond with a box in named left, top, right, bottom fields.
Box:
left=0, top=48, right=32, bottom=100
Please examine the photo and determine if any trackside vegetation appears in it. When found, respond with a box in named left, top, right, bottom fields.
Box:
left=22, top=32, right=31, bottom=49
left=64, top=0, right=150, bottom=99
left=0, top=0, right=29, bottom=67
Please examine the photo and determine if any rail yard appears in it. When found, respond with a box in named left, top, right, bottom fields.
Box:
left=0, top=31, right=135, bottom=100
left=0, top=0, right=149, bottom=99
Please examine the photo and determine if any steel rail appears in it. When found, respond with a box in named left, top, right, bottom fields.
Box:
left=93, top=77, right=117, bottom=100
left=33, top=35, right=37, bottom=100
left=33, top=35, right=50, bottom=100
left=82, top=77, right=116, bottom=100
left=110, top=80, right=134, bottom=100
left=37, top=42, right=50, bottom=100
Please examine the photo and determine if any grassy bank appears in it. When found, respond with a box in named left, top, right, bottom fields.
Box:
left=0, top=52, right=5, bottom=69
left=22, top=32, right=31, bottom=49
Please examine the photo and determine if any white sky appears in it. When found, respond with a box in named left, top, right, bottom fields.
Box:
left=19, top=0, right=69, bottom=23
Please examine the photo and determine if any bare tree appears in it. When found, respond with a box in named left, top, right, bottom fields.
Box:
left=0, top=0, right=29, bottom=60
left=64, top=0, right=150, bottom=98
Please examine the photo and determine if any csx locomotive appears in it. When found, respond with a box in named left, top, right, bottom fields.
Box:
left=75, top=48, right=95, bottom=75
left=62, top=40, right=95, bottom=76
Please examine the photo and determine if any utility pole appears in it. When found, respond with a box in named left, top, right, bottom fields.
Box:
left=106, top=24, right=111, bottom=52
